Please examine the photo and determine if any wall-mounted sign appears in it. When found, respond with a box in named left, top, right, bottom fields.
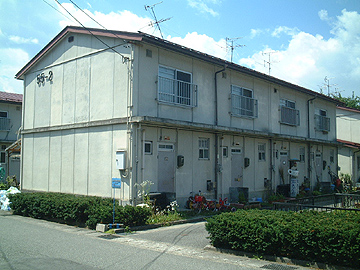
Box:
left=112, top=177, right=121, bottom=189
left=37, top=71, right=53, bottom=86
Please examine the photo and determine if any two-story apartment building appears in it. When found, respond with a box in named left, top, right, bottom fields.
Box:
left=0, top=91, right=22, bottom=180
left=16, top=26, right=340, bottom=206
left=336, top=106, right=360, bottom=185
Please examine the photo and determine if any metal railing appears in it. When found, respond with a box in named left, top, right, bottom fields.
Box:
left=0, top=117, right=10, bottom=131
left=158, top=76, right=198, bottom=107
left=231, top=94, right=258, bottom=118
left=273, top=193, right=360, bottom=212
left=280, top=106, right=299, bottom=126
left=315, top=114, right=330, bottom=132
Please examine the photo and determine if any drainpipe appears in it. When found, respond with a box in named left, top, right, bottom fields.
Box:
left=214, top=66, right=226, bottom=199
left=307, top=96, right=317, bottom=187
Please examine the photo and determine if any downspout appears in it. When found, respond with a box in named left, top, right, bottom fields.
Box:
left=307, top=96, right=317, bottom=186
left=214, top=66, right=226, bottom=199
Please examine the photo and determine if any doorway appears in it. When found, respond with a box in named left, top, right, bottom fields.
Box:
left=158, top=144, right=175, bottom=193
left=231, top=148, right=243, bottom=187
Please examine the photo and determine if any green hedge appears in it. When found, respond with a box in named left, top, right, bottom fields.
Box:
left=205, top=209, right=360, bottom=267
left=9, top=192, right=151, bottom=229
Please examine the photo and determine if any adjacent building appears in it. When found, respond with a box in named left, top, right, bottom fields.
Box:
left=336, top=106, right=360, bottom=185
left=0, top=91, right=22, bottom=181
left=16, top=26, right=341, bottom=206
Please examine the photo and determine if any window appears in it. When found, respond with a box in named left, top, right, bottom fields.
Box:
left=146, top=49, right=152, bottom=58
left=258, top=143, right=266, bottom=161
left=158, top=66, right=197, bottom=107
left=144, top=141, right=153, bottom=155
left=222, top=146, right=228, bottom=158
left=158, top=144, right=174, bottom=151
left=199, top=138, right=209, bottom=159
left=231, top=85, right=258, bottom=118
left=280, top=99, right=300, bottom=126
left=0, top=111, right=10, bottom=131
left=0, top=152, right=5, bottom=163
left=299, top=147, right=305, bottom=162
left=330, top=149, right=334, bottom=163
left=357, top=156, right=360, bottom=171
left=231, top=149, right=242, bottom=154
left=315, top=109, right=330, bottom=132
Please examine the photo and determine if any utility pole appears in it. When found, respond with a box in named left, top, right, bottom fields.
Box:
left=145, top=2, right=171, bottom=39
left=262, top=51, right=278, bottom=76
left=225, top=37, right=245, bottom=62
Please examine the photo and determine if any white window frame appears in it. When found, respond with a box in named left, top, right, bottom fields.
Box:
left=144, top=141, right=153, bottom=155
left=199, top=138, right=210, bottom=160
left=258, top=143, right=266, bottom=161
left=299, top=146, right=305, bottom=162
left=158, top=143, right=174, bottom=152
left=330, top=149, right=334, bottom=163
left=231, top=85, right=258, bottom=118
left=158, top=65, right=197, bottom=107
left=0, top=111, right=8, bottom=118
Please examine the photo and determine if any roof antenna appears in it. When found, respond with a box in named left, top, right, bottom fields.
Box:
left=262, top=50, right=279, bottom=76
left=145, top=1, right=171, bottom=39
left=225, top=37, right=245, bottom=62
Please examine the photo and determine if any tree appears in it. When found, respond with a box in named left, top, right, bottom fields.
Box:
left=331, top=92, right=360, bottom=110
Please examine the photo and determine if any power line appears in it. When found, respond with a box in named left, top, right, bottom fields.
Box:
left=53, top=0, right=129, bottom=62
left=42, top=0, right=75, bottom=22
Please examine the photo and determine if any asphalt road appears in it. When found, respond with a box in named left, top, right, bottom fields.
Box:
left=0, top=211, right=313, bottom=270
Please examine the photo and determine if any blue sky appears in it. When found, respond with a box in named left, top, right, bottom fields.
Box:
left=1, top=0, right=359, bottom=96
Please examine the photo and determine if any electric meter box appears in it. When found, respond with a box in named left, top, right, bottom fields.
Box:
left=115, top=150, right=126, bottom=170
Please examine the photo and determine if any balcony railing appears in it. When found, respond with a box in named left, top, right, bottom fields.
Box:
left=158, top=76, right=198, bottom=107
left=0, top=118, right=10, bottom=131
left=231, top=94, right=258, bottom=118
left=315, top=114, right=330, bottom=132
left=280, top=106, right=300, bottom=126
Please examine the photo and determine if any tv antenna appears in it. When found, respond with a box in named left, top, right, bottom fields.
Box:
left=322, top=76, right=337, bottom=96
left=262, top=50, right=279, bottom=76
left=145, top=2, right=171, bottom=39
left=225, top=37, right=245, bottom=62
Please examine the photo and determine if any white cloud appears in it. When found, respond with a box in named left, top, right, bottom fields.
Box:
left=0, top=48, right=29, bottom=93
left=57, top=3, right=153, bottom=34
left=239, top=10, right=360, bottom=95
left=167, top=32, right=227, bottom=60
left=272, top=26, right=300, bottom=38
left=9, top=35, right=39, bottom=44
left=187, top=0, right=219, bottom=17
left=249, top=29, right=264, bottom=39
left=318, top=9, right=329, bottom=21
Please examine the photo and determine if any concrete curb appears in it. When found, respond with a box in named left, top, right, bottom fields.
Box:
left=96, top=216, right=206, bottom=233
left=204, top=245, right=357, bottom=270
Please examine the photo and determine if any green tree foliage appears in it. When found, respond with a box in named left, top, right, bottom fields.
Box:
left=331, top=92, right=360, bottom=110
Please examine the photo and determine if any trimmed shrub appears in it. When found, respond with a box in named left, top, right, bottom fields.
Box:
left=9, top=192, right=152, bottom=230
left=205, top=209, right=360, bottom=267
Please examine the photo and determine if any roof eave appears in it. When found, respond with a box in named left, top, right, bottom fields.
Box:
left=15, top=26, right=144, bottom=80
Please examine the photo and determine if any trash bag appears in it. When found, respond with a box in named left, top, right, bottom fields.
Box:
left=0, top=187, right=20, bottom=211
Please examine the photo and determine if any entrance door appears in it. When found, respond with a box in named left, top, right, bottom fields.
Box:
left=158, top=144, right=175, bottom=192
left=231, top=148, right=243, bottom=187
left=315, top=152, right=323, bottom=182
left=279, top=151, right=288, bottom=184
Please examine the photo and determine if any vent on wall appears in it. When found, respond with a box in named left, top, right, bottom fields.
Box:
left=146, top=49, right=152, bottom=58
left=68, top=36, right=74, bottom=43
